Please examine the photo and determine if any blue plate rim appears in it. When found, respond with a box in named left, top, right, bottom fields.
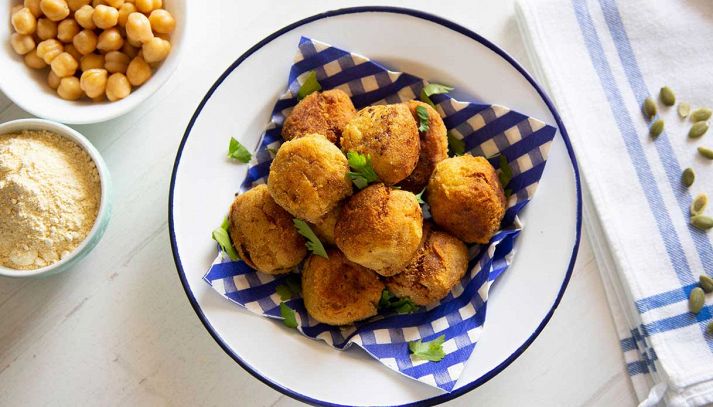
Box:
left=168, top=6, right=583, bottom=407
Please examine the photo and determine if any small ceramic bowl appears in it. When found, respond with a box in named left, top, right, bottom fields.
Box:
left=0, top=0, right=187, bottom=124
left=0, top=119, right=112, bottom=278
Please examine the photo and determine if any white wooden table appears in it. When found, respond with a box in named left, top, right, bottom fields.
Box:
left=0, top=1, right=638, bottom=406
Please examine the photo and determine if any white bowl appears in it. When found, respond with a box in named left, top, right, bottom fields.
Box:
left=0, top=1, right=187, bottom=124
left=0, top=119, right=112, bottom=278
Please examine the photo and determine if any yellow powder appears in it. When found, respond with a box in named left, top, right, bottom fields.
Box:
left=0, top=130, right=101, bottom=270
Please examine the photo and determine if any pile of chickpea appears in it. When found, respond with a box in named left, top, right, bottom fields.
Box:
left=9, top=0, right=175, bottom=102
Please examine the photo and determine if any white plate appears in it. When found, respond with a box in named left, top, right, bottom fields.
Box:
left=169, top=7, right=581, bottom=407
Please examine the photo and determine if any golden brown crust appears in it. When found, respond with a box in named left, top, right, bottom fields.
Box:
left=334, top=183, right=423, bottom=276
left=281, top=89, right=356, bottom=144
left=427, top=155, right=506, bottom=244
left=340, top=104, right=420, bottom=185
left=386, top=225, right=469, bottom=305
left=267, top=134, right=353, bottom=223
left=302, top=250, right=384, bottom=325
left=309, top=203, right=342, bottom=246
left=228, top=184, right=307, bottom=274
left=399, top=101, right=448, bottom=193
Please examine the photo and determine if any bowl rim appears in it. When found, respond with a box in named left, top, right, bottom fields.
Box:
left=168, top=6, right=583, bottom=407
left=0, top=0, right=188, bottom=125
left=0, top=118, right=111, bottom=278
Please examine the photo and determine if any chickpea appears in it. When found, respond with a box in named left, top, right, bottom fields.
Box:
left=127, top=36, right=141, bottom=48
left=48, top=70, right=61, bottom=89
left=36, top=38, right=64, bottom=63
left=24, top=0, right=42, bottom=17
left=91, top=94, right=105, bottom=102
left=57, top=19, right=80, bottom=43
left=36, top=18, right=58, bottom=40
left=10, top=33, right=35, bottom=55
left=11, top=5, right=24, bottom=15
left=104, top=51, right=130, bottom=73
left=50, top=52, right=78, bottom=77
left=155, top=32, right=169, bottom=41
left=80, top=53, right=104, bottom=70
left=12, top=8, right=37, bottom=35
left=126, top=55, right=150, bottom=86
left=92, top=0, right=104, bottom=6
left=117, top=3, right=136, bottom=27
left=80, top=68, right=108, bottom=98
left=134, top=0, right=159, bottom=13
left=57, top=76, right=83, bottom=100
left=121, top=42, right=138, bottom=58
left=97, top=28, right=123, bottom=52
left=104, top=0, right=124, bottom=8
left=141, top=37, right=170, bottom=63
left=148, top=9, right=175, bottom=34
left=67, top=0, right=90, bottom=11
left=40, top=0, right=70, bottom=21
left=74, top=5, right=96, bottom=29
left=92, top=5, right=118, bottom=29
left=72, top=29, right=97, bottom=55
left=125, top=12, right=153, bottom=43
left=106, top=72, right=130, bottom=101
left=24, top=49, right=47, bottom=69
left=64, top=44, right=82, bottom=61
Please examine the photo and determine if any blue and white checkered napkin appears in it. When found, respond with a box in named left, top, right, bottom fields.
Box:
left=518, top=0, right=713, bottom=405
left=204, top=37, right=556, bottom=392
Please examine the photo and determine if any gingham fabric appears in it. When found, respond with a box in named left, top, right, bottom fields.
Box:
left=204, top=37, right=556, bottom=392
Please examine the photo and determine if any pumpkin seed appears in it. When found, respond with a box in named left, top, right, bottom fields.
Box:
left=691, top=108, right=712, bottom=122
left=692, top=215, right=713, bottom=230
left=691, top=194, right=708, bottom=216
left=690, top=287, right=705, bottom=313
left=660, top=86, right=676, bottom=106
left=708, top=321, right=713, bottom=335
left=690, top=122, right=709, bottom=139
left=643, top=97, right=657, bottom=119
left=682, top=168, right=696, bottom=187
left=698, top=146, right=713, bottom=160
left=678, top=102, right=691, bottom=118
left=700, top=275, right=713, bottom=293
left=650, top=119, right=664, bottom=138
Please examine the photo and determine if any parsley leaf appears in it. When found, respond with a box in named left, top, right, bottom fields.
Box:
left=498, top=154, right=513, bottom=188
left=416, top=105, right=430, bottom=132
left=297, top=70, right=322, bottom=100
left=347, top=151, right=380, bottom=189
left=414, top=189, right=426, bottom=204
left=379, top=289, right=419, bottom=314
left=279, top=302, right=298, bottom=328
left=293, top=219, right=328, bottom=259
left=447, top=132, right=466, bottom=157
left=211, top=217, right=239, bottom=261
left=228, top=137, right=252, bottom=163
left=409, top=335, right=446, bottom=362
left=420, top=83, right=454, bottom=107
left=275, top=285, right=293, bottom=301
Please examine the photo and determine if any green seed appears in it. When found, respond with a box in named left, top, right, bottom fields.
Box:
left=691, top=193, right=708, bottom=216
left=698, top=146, right=713, bottom=159
left=682, top=168, right=695, bottom=187
left=690, top=287, right=705, bottom=313
left=678, top=102, right=691, bottom=118
left=691, top=108, right=712, bottom=122
left=689, top=122, right=709, bottom=139
left=649, top=119, right=664, bottom=138
left=708, top=321, right=713, bottom=334
left=700, top=275, right=713, bottom=293
left=692, top=215, right=713, bottom=230
left=643, top=97, right=657, bottom=119
left=660, top=86, right=676, bottom=106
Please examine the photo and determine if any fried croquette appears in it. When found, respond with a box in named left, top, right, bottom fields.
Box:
left=335, top=183, right=423, bottom=276
left=267, top=134, right=353, bottom=223
left=398, top=100, right=448, bottom=193
left=386, top=224, right=469, bottom=305
left=228, top=184, right=307, bottom=274
left=302, top=249, right=384, bottom=325
left=281, top=89, right=356, bottom=144
left=310, top=203, right=341, bottom=246
left=427, top=155, right=506, bottom=244
left=340, top=104, right=420, bottom=185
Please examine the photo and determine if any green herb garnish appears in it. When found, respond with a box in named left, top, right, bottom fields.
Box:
left=293, top=219, right=328, bottom=259
left=279, top=302, right=298, bottom=328
left=275, top=285, right=293, bottom=301
left=420, top=83, right=453, bottom=107
left=498, top=155, right=513, bottom=188
left=228, top=137, right=252, bottom=163
left=409, top=335, right=446, bottom=362
left=211, top=217, right=239, bottom=261
left=297, top=70, right=322, bottom=100
left=447, top=132, right=465, bottom=156
left=416, top=105, right=430, bottom=132
left=347, top=151, right=380, bottom=189
left=285, top=273, right=302, bottom=295
left=379, top=289, right=419, bottom=314
left=415, top=189, right=425, bottom=204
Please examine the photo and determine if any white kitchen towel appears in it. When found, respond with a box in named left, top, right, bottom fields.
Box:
left=516, top=0, right=713, bottom=406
